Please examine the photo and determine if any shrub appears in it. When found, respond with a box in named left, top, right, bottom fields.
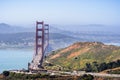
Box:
left=3, top=71, right=10, bottom=77
left=77, top=74, right=94, bottom=80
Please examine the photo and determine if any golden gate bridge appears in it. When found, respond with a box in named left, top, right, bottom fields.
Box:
left=28, top=21, right=49, bottom=70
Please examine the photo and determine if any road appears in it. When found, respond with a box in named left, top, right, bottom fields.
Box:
left=10, top=70, right=120, bottom=78
left=86, top=72, right=120, bottom=78
left=49, top=70, right=120, bottom=78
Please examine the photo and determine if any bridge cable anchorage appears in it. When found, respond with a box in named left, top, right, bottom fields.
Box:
left=28, top=21, right=49, bottom=70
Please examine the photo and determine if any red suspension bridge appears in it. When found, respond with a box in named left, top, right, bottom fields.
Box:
left=28, top=21, right=49, bottom=70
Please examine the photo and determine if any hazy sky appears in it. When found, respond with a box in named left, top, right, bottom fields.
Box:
left=0, top=0, right=120, bottom=26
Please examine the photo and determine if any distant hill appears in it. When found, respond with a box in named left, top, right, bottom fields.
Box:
left=45, top=42, right=120, bottom=70
left=0, top=32, right=78, bottom=51
left=0, top=23, right=120, bottom=50
left=0, top=23, right=34, bottom=33
left=58, top=24, right=120, bottom=34
left=0, top=23, right=71, bottom=33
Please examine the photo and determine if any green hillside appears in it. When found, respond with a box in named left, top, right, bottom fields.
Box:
left=44, top=42, right=120, bottom=71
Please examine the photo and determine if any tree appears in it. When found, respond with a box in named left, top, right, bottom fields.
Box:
left=92, top=61, right=99, bottom=72
left=3, top=71, right=10, bottom=77
left=98, top=62, right=107, bottom=72
left=85, top=63, right=92, bottom=72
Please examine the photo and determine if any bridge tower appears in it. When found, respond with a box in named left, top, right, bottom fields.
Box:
left=28, top=21, right=49, bottom=70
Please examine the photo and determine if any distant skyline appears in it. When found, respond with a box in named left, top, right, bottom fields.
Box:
left=0, top=0, right=120, bottom=26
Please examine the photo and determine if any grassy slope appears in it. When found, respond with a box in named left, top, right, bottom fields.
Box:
left=44, top=42, right=120, bottom=70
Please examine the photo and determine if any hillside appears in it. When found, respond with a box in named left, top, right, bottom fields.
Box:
left=45, top=42, right=120, bottom=70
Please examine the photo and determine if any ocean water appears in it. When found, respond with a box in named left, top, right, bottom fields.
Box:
left=0, top=49, right=33, bottom=73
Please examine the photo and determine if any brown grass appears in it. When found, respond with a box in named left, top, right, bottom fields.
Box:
left=0, top=74, right=4, bottom=79
left=67, top=47, right=90, bottom=59
left=50, top=54, right=60, bottom=59
left=50, top=43, right=80, bottom=59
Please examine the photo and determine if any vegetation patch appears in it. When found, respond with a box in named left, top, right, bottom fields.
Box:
left=45, top=42, right=120, bottom=71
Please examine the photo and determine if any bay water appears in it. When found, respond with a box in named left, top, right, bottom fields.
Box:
left=0, top=49, right=33, bottom=73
